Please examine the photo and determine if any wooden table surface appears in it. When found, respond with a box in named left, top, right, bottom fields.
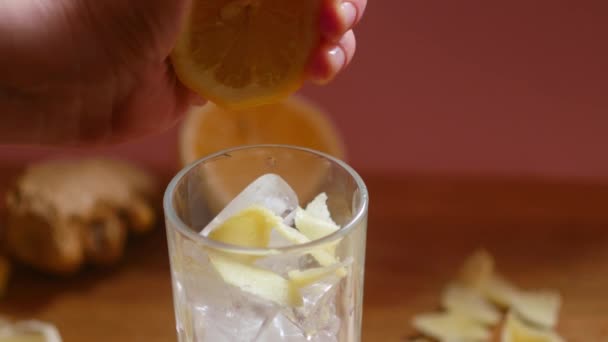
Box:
left=2, top=170, right=608, bottom=341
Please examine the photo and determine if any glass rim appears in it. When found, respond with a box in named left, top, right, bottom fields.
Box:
left=163, top=144, right=369, bottom=254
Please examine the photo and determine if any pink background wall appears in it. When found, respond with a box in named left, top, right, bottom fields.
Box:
left=2, top=1, right=608, bottom=181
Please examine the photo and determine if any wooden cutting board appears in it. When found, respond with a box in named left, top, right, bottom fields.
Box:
left=1, top=169, right=607, bottom=341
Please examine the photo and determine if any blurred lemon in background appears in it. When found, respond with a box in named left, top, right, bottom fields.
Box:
left=178, top=96, right=345, bottom=213
left=179, top=96, right=344, bottom=165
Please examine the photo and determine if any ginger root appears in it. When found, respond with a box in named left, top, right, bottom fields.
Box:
left=4, top=158, right=159, bottom=275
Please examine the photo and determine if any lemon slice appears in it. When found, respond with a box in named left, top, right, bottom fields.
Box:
left=412, top=312, right=490, bottom=342
left=0, top=320, right=62, bottom=342
left=501, top=312, right=564, bottom=342
left=208, top=252, right=300, bottom=307
left=441, top=284, right=501, bottom=326
left=172, top=0, right=322, bottom=108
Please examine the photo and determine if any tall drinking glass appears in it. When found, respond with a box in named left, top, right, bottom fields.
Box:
left=164, top=145, right=368, bottom=341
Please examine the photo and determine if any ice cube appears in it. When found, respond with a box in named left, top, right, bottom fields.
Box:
left=288, top=274, right=342, bottom=337
left=178, top=250, right=280, bottom=341
left=272, top=260, right=351, bottom=341
left=267, top=229, right=297, bottom=248
left=254, top=252, right=313, bottom=277
left=253, top=313, right=310, bottom=342
left=201, top=174, right=299, bottom=236
left=191, top=292, right=278, bottom=342
left=254, top=312, right=338, bottom=342
left=251, top=259, right=350, bottom=340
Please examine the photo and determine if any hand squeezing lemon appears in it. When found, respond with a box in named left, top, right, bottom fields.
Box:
left=172, top=0, right=366, bottom=108
left=0, top=1, right=366, bottom=144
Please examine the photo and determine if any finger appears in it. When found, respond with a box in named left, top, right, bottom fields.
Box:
left=171, top=79, right=205, bottom=128
left=308, top=29, right=356, bottom=84
left=169, top=60, right=205, bottom=110
left=320, top=0, right=367, bottom=43
left=110, top=63, right=187, bottom=143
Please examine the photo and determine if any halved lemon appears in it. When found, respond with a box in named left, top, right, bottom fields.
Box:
left=179, top=96, right=344, bottom=164
left=172, top=0, right=322, bottom=108
left=179, top=96, right=345, bottom=212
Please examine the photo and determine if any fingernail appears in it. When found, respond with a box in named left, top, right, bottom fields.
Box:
left=340, top=2, right=357, bottom=30
left=311, top=45, right=346, bottom=85
left=328, top=45, right=346, bottom=73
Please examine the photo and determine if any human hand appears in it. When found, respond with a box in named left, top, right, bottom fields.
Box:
left=0, top=0, right=367, bottom=145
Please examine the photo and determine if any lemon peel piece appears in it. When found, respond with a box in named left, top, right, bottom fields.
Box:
left=501, top=311, right=564, bottom=342
left=441, top=284, right=501, bottom=326
left=412, top=311, right=490, bottom=342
